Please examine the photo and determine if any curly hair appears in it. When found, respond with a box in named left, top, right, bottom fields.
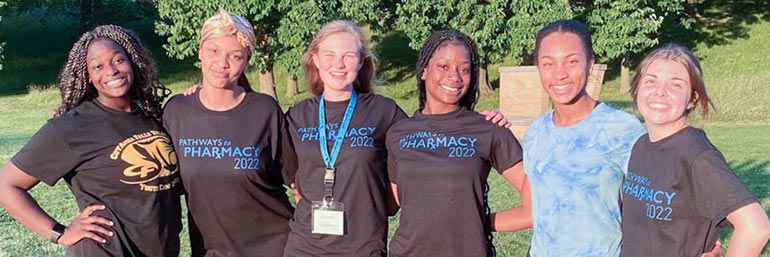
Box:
left=56, top=24, right=170, bottom=122
left=301, top=20, right=376, bottom=96
left=416, top=30, right=480, bottom=111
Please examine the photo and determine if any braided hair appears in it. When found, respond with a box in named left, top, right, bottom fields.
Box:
left=56, top=25, right=170, bottom=122
left=416, top=30, right=480, bottom=111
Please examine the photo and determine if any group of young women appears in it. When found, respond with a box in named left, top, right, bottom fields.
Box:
left=0, top=7, right=768, bottom=257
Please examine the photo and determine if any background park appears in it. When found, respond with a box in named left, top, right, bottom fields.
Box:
left=0, top=0, right=769, bottom=256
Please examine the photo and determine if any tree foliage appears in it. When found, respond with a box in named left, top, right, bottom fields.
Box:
left=5, top=0, right=156, bottom=33
left=154, top=1, right=281, bottom=71
left=397, top=0, right=574, bottom=65
left=572, top=0, right=691, bottom=90
left=577, top=0, right=691, bottom=62
left=274, top=0, right=395, bottom=93
left=154, top=0, right=390, bottom=97
left=396, top=0, right=572, bottom=93
left=0, top=0, right=5, bottom=70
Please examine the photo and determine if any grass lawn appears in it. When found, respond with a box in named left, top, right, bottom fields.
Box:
left=2, top=2, right=770, bottom=256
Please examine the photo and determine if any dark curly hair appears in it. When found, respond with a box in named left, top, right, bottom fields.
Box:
left=416, top=30, right=480, bottom=111
left=56, top=24, right=170, bottom=122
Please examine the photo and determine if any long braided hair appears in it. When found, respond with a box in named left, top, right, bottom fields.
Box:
left=56, top=25, right=170, bottom=122
left=415, top=30, right=480, bottom=112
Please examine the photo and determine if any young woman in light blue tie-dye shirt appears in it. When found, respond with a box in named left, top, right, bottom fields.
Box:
left=522, top=20, right=645, bottom=257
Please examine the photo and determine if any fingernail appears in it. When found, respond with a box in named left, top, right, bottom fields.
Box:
left=109, top=221, right=114, bottom=226
left=102, top=239, right=107, bottom=243
left=109, top=231, right=114, bottom=236
left=100, top=205, right=106, bottom=209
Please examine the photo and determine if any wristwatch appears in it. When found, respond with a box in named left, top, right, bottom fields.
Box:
left=49, top=223, right=66, bottom=244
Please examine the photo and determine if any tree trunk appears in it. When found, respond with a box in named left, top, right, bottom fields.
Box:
left=286, top=75, right=298, bottom=97
left=479, top=64, right=494, bottom=96
left=258, top=69, right=277, bottom=99
left=620, top=54, right=631, bottom=94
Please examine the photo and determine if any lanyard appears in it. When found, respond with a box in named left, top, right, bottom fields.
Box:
left=318, top=90, right=357, bottom=202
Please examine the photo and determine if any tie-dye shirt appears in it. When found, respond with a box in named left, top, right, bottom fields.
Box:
left=523, top=103, right=645, bottom=257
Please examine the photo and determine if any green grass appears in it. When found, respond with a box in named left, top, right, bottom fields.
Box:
left=2, top=2, right=770, bottom=256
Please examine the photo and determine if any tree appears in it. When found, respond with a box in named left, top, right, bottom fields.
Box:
left=154, top=1, right=281, bottom=98
left=576, top=0, right=692, bottom=91
left=155, top=0, right=390, bottom=99
left=0, top=1, right=5, bottom=71
left=397, top=0, right=572, bottom=96
left=6, top=0, right=157, bottom=33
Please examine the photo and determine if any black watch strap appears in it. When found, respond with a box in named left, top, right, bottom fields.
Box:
left=49, top=223, right=66, bottom=244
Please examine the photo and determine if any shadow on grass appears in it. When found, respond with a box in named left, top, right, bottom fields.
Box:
left=660, top=0, right=770, bottom=55
left=600, top=0, right=770, bottom=82
left=731, top=159, right=770, bottom=202
left=374, top=31, right=417, bottom=86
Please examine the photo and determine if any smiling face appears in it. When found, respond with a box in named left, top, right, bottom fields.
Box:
left=536, top=32, right=594, bottom=106
left=312, top=32, right=362, bottom=99
left=199, top=35, right=249, bottom=89
left=421, top=42, right=471, bottom=114
left=635, top=59, right=695, bottom=136
left=86, top=38, right=133, bottom=105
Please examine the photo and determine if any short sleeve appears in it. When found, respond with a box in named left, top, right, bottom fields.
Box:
left=384, top=99, right=407, bottom=184
left=278, top=109, right=298, bottom=186
left=11, top=122, right=79, bottom=186
left=385, top=130, right=399, bottom=183
left=692, top=149, right=757, bottom=222
left=391, top=106, right=408, bottom=125
left=619, top=119, right=646, bottom=175
left=490, top=126, right=523, bottom=174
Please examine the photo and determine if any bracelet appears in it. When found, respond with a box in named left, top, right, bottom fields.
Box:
left=49, top=223, right=66, bottom=244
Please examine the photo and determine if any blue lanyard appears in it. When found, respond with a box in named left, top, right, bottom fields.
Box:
left=318, top=90, right=357, bottom=170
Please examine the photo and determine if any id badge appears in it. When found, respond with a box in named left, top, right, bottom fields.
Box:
left=311, top=201, right=345, bottom=235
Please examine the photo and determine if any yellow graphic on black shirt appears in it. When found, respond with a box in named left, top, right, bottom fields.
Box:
left=111, top=130, right=180, bottom=192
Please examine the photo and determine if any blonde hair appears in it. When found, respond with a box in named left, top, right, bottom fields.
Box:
left=301, top=20, right=376, bottom=96
left=630, top=44, right=715, bottom=120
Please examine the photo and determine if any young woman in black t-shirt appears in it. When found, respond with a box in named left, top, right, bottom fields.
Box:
left=166, top=8, right=295, bottom=257
left=621, top=44, right=770, bottom=257
left=0, top=25, right=181, bottom=256
left=282, top=20, right=405, bottom=257
left=385, top=30, right=530, bottom=257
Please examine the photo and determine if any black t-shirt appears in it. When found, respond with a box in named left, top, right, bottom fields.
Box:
left=385, top=108, right=522, bottom=257
left=283, top=93, right=407, bottom=257
left=620, top=127, right=757, bottom=257
left=163, top=92, right=295, bottom=257
left=11, top=100, right=182, bottom=257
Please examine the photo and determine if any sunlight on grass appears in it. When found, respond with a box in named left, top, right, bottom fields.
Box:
left=1, top=3, right=770, bottom=256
